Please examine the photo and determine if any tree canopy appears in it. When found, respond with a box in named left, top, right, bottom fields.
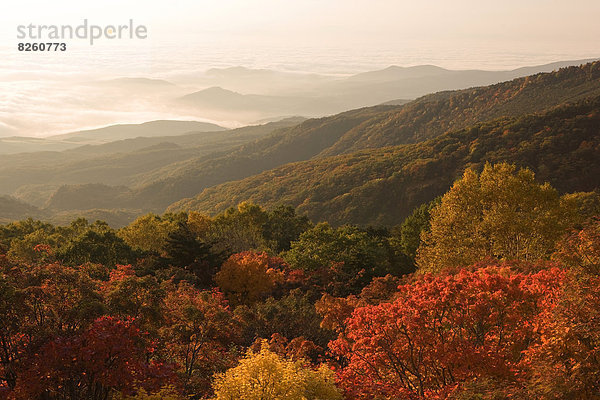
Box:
left=417, top=163, right=570, bottom=272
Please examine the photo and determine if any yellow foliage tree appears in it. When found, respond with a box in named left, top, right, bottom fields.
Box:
left=212, top=344, right=341, bottom=400
left=187, top=211, right=212, bottom=239
left=118, top=214, right=178, bottom=254
left=416, top=163, right=572, bottom=273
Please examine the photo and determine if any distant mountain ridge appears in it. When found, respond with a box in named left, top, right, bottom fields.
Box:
left=176, top=59, right=600, bottom=123
left=36, top=61, right=600, bottom=216
left=0, top=118, right=305, bottom=212
left=3, top=61, right=600, bottom=227
left=0, top=196, right=44, bottom=224
left=318, top=60, right=600, bottom=156
left=50, top=120, right=226, bottom=143
left=0, top=120, right=227, bottom=155
left=347, top=60, right=599, bottom=84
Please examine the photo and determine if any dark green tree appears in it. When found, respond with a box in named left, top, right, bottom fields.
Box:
left=390, top=197, right=441, bottom=262
left=161, top=222, right=225, bottom=288
left=263, top=205, right=312, bottom=253
left=285, top=223, right=399, bottom=295
left=56, top=230, right=136, bottom=267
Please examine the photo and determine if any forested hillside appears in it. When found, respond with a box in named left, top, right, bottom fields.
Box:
left=112, top=61, right=600, bottom=211
left=320, top=61, right=600, bottom=155
left=0, top=118, right=304, bottom=211
left=0, top=196, right=44, bottom=224
left=171, top=95, right=600, bottom=225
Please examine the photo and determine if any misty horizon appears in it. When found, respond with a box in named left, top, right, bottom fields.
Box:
left=2, top=0, right=600, bottom=138
left=2, top=56, right=598, bottom=139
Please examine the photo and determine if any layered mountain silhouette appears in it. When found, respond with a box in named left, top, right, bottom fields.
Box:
left=145, top=61, right=600, bottom=211
left=49, top=120, right=226, bottom=143
left=0, top=120, right=226, bottom=155
left=2, top=61, right=600, bottom=226
left=0, top=118, right=304, bottom=207
left=176, top=59, right=599, bottom=123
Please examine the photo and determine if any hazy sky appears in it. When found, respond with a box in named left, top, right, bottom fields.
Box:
left=1, top=0, right=599, bottom=54
left=1, top=0, right=598, bottom=137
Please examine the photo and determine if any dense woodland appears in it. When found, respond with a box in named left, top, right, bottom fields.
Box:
left=2, top=62, right=600, bottom=399
left=1, top=162, right=600, bottom=399
left=172, top=95, right=600, bottom=225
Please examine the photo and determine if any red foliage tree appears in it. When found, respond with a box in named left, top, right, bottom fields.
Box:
left=159, top=282, right=240, bottom=396
left=101, top=264, right=165, bottom=332
left=11, top=316, right=175, bottom=400
left=0, top=262, right=105, bottom=393
left=330, top=266, right=566, bottom=399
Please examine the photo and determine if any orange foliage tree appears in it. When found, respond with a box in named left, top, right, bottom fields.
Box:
left=215, top=251, right=284, bottom=306
left=523, top=274, right=600, bottom=399
left=553, top=217, right=600, bottom=274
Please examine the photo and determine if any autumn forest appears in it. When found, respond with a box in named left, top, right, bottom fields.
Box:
left=0, top=158, right=599, bottom=399
left=1, top=61, right=600, bottom=400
